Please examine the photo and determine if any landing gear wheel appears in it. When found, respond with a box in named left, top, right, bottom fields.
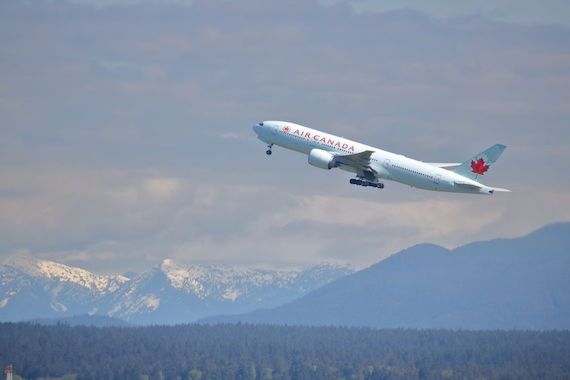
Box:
left=266, top=150, right=272, bottom=155
left=350, top=178, right=384, bottom=189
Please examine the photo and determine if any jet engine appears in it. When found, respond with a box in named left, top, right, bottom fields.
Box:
left=308, top=149, right=336, bottom=170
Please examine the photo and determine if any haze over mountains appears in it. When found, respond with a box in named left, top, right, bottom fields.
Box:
left=204, top=222, right=570, bottom=330
left=0, top=254, right=352, bottom=324
left=2, top=222, right=569, bottom=329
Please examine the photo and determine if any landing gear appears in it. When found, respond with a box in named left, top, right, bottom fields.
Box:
left=350, top=178, right=384, bottom=189
left=265, top=144, right=274, bottom=156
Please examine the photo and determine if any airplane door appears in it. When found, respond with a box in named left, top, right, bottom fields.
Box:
left=382, top=159, right=392, bottom=180
left=434, top=174, right=441, bottom=185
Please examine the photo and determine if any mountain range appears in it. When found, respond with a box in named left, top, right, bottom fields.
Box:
left=0, top=254, right=352, bottom=324
left=3, top=222, right=569, bottom=329
left=203, top=222, right=570, bottom=330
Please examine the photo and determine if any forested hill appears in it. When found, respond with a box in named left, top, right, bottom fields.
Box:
left=30, top=314, right=130, bottom=327
left=0, top=323, right=569, bottom=380
left=204, top=222, right=570, bottom=329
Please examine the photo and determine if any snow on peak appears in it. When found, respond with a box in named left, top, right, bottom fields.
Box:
left=159, top=258, right=207, bottom=295
left=0, top=255, right=354, bottom=323
left=156, top=258, right=350, bottom=301
left=1, top=252, right=129, bottom=294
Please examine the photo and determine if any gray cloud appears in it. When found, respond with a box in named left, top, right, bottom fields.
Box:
left=1, top=0, right=569, bottom=273
left=326, top=0, right=570, bottom=26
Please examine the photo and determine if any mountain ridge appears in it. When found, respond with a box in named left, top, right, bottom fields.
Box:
left=1, top=252, right=129, bottom=294
left=0, top=255, right=352, bottom=324
left=202, top=222, right=570, bottom=330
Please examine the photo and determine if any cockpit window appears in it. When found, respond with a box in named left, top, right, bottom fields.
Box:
left=259, top=122, right=264, bottom=126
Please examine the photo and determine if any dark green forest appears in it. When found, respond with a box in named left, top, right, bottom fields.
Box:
left=0, top=323, right=569, bottom=380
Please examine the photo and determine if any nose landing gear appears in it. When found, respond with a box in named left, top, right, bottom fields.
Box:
left=266, top=144, right=274, bottom=155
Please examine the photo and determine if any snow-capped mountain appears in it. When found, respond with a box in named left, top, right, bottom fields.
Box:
left=100, top=259, right=353, bottom=324
left=159, top=259, right=299, bottom=300
left=2, top=253, right=129, bottom=294
left=0, top=253, right=129, bottom=321
left=0, top=254, right=352, bottom=324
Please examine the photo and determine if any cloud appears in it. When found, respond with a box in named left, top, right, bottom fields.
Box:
left=326, top=0, right=570, bottom=26
left=143, top=178, right=181, bottom=201
left=2, top=162, right=569, bottom=274
left=284, top=196, right=501, bottom=237
left=219, top=132, right=241, bottom=140
left=66, top=0, right=194, bottom=7
left=0, top=1, right=569, bottom=273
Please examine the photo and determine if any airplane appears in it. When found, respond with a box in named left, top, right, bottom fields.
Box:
left=252, top=120, right=510, bottom=195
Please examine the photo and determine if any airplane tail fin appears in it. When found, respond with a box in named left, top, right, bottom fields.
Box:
left=451, top=144, right=506, bottom=181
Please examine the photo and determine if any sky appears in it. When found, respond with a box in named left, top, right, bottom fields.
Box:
left=1, top=0, right=569, bottom=274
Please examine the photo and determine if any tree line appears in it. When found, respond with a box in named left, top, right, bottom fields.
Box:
left=0, top=322, right=569, bottom=379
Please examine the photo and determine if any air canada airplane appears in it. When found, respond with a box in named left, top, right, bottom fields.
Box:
left=253, top=121, right=510, bottom=195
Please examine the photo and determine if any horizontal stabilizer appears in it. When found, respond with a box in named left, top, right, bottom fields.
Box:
left=454, top=180, right=482, bottom=190
left=428, top=162, right=462, bottom=169
left=455, top=180, right=511, bottom=194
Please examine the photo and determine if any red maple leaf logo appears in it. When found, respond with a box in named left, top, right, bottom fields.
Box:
left=283, top=126, right=290, bottom=132
left=471, top=158, right=490, bottom=175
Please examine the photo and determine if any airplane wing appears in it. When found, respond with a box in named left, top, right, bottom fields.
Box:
left=335, top=150, right=377, bottom=180
left=427, top=162, right=462, bottom=169
left=336, top=150, right=375, bottom=166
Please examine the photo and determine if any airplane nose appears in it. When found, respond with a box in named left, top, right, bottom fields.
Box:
left=252, top=122, right=264, bottom=134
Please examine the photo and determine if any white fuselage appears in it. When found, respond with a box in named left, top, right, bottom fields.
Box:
left=253, top=121, right=497, bottom=195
